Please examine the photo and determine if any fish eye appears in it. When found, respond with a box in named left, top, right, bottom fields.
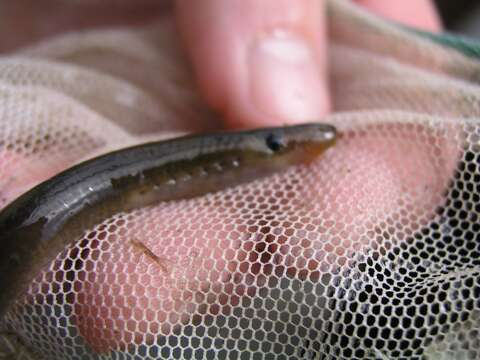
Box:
left=265, top=133, right=285, bottom=152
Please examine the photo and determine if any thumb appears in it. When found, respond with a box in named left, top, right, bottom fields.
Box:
left=175, top=0, right=330, bottom=128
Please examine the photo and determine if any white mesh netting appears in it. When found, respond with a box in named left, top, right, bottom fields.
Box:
left=1, top=1, right=480, bottom=359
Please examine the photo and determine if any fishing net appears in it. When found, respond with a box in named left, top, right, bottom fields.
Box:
left=1, top=0, right=480, bottom=359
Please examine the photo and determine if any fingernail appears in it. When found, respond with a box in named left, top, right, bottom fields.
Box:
left=249, top=30, right=328, bottom=123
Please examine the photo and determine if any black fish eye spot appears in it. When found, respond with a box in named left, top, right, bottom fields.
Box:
left=266, top=134, right=284, bottom=152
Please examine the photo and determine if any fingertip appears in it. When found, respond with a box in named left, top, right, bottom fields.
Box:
left=175, top=0, right=331, bottom=129
left=244, top=29, right=331, bottom=127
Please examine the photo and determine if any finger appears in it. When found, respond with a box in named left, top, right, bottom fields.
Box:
left=175, top=0, right=330, bottom=128
left=355, top=0, right=442, bottom=32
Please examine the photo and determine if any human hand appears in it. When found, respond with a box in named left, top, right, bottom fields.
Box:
left=175, top=0, right=441, bottom=128
left=2, top=1, right=464, bottom=357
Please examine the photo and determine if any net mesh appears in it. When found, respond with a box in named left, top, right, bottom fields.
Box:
left=1, top=1, right=480, bottom=359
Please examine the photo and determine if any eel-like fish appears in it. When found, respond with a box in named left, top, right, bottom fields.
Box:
left=0, top=123, right=336, bottom=318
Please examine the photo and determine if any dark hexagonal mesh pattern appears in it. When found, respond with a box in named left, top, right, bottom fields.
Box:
left=2, top=113, right=477, bottom=360
left=2, top=1, right=480, bottom=359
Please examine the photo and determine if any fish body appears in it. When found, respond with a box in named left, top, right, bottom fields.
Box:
left=0, top=123, right=336, bottom=318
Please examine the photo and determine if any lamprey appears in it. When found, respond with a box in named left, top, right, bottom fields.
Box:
left=0, top=123, right=336, bottom=318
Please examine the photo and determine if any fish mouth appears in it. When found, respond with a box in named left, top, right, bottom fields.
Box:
left=299, top=135, right=337, bottom=164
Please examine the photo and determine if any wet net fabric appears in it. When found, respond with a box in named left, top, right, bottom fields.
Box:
left=1, top=1, right=480, bottom=359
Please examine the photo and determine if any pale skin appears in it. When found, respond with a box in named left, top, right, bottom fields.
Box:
left=76, top=1, right=446, bottom=352
left=175, top=0, right=441, bottom=128
left=0, top=0, right=442, bottom=207
left=1, top=0, right=448, bottom=353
